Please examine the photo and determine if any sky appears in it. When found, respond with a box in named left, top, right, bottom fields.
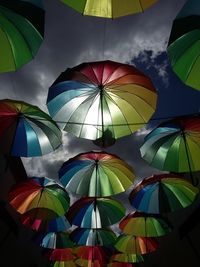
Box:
left=1, top=0, right=200, bottom=266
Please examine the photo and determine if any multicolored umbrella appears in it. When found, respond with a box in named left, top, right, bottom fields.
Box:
left=0, top=0, right=44, bottom=73
left=59, top=151, right=135, bottom=197
left=119, top=211, right=172, bottom=237
left=47, top=60, right=157, bottom=142
left=36, top=231, right=74, bottom=249
left=0, top=99, right=62, bottom=157
left=129, top=174, right=199, bottom=214
left=111, top=253, right=144, bottom=263
left=114, top=234, right=158, bottom=254
left=167, top=0, right=200, bottom=90
left=21, top=211, right=71, bottom=232
left=70, top=228, right=117, bottom=246
left=9, top=177, right=70, bottom=218
left=67, top=197, right=125, bottom=228
left=75, top=246, right=109, bottom=267
left=45, top=248, right=75, bottom=262
left=140, top=116, right=200, bottom=185
left=60, top=0, right=158, bottom=18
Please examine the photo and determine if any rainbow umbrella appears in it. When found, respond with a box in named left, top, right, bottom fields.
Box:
left=21, top=211, right=71, bottom=232
left=59, top=151, right=135, bottom=197
left=9, top=177, right=70, bottom=218
left=0, top=0, right=44, bottom=73
left=36, top=231, right=74, bottom=249
left=67, top=197, right=125, bottom=228
left=111, top=253, right=144, bottom=263
left=75, top=246, right=109, bottom=267
left=60, top=0, right=158, bottom=18
left=114, top=234, right=158, bottom=254
left=129, top=174, right=199, bottom=214
left=70, top=228, right=117, bottom=246
left=47, top=60, right=157, bottom=143
left=0, top=99, right=62, bottom=157
left=45, top=248, right=75, bottom=262
left=167, top=0, right=200, bottom=90
left=119, top=211, right=172, bottom=237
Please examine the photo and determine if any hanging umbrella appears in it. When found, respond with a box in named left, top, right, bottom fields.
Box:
left=36, top=231, right=74, bottom=249
left=9, top=177, right=70, bottom=218
left=21, top=211, right=71, bottom=232
left=119, top=211, right=172, bottom=237
left=167, top=0, right=200, bottom=90
left=114, top=234, right=158, bottom=254
left=140, top=116, right=200, bottom=185
left=67, top=197, right=125, bottom=228
left=45, top=248, right=75, bottom=262
left=47, top=60, right=157, bottom=143
left=111, top=253, right=144, bottom=263
left=0, top=0, right=44, bottom=73
left=129, top=174, right=199, bottom=214
left=59, top=151, right=135, bottom=197
left=0, top=99, right=62, bottom=157
left=75, top=246, right=109, bottom=267
left=70, top=228, right=117, bottom=246
left=59, top=0, right=158, bottom=18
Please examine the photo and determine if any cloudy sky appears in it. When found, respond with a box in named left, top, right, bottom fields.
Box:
left=1, top=0, right=200, bottom=266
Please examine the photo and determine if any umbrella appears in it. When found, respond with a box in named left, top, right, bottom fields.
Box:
left=0, top=0, right=44, bottom=73
left=75, top=246, right=109, bottom=267
left=21, top=211, right=71, bottom=232
left=47, top=60, right=157, bottom=142
left=0, top=99, right=62, bottom=157
left=59, top=151, right=135, bottom=197
left=36, top=231, right=74, bottom=249
left=140, top=116, right=200, bottom=185
left=59, top=0, right=158, bottom=18
left=70, top=228, right=117, bottom=246
left=9, top=177, right=70, bottom=218
left=45, top=248, right=75, bottom=261
left=119, top=211, right=172, bottom=237
left=67, top=197, right=125, bottom=228
left=111, top=253, right=144, bottom=263
left=167, top=0, right=200, bottom=90
left=129, top=174, right=199, bottom=214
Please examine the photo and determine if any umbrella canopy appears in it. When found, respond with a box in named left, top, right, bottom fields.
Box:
left=45, top=248, right=75, bottom=262
left=59, top=151, right=135, bottom=197
left=9, top=177, right=70, bottom=218
left=67, top=197, right=125, bottom=228
left=75, top=246, right=109, bottom=267
left=167, top=0, right=200, bottom=90
left=0, top=0, right=44, bottom=73
left=60, top=0, right=158, bottom=18
left=70, top=228, right=117, bottom=246
left=119, top=211, right=172, bottom=237
left=114, top=234, right=158, bottom=254
left=129, top=174, right=199, bottom=214
left=111, top=253, right=144, bottom=263
left=36, top=231, right=74, bottom=249
left=47, top=60, right=157, bottom=142
left=0, top=99, right=62, bottom=157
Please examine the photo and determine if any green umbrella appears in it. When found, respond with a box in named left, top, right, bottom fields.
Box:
left=0, top=0, right=44, bottom=72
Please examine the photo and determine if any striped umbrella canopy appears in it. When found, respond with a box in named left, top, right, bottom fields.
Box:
left=47, top=60, right=157, bottom=142
left=60, top=0, right=158, bottom=18
left=167, top=0, right=200, bottom=90
left=0, top=0, right=44, bottom=73
left=36, top=231, right=74, bottom=249
left=119, top=211, right=172, bottom=237
left=59, top=151, right=135, bottom=197
left=70, top=228, right=117, bottom=246
left=21, top=211, right=71, bottom=232
left=46, top=248, right=75, bottom=262
left=0, top=99, right=62, bottom=157
left=129, top=174, right=199, bottom=214
left=114, top=234, right=158, bottom=254
left=111, top=253, right=144, bottom=263
left=9, top=177, right=70, bottom=218
left=67, top=197, right=125, bottom=228
left=75, top=246, right=109, bottom=267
